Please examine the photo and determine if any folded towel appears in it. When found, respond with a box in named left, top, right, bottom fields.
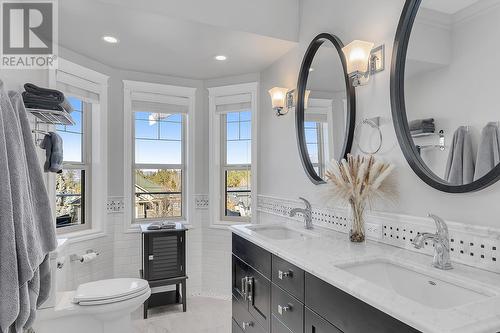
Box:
left=0, top=84, right=57, bottom=332
left=411, top=127, right=435, bottom=136
left=444, top=126, right=475, bottom=185
left=22, top=83, right=73, bottom=113
left=24, top=83, right=64, bottom=103
left=409, top=118, right=434, bottom=131
left=474, top=122, right=500, bottom=180
left=40, top=132, right=63, bottom=173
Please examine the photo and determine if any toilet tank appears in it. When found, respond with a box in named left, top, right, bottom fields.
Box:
left=39, top=239, right=68, bottom=309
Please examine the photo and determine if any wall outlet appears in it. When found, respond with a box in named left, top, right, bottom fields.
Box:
left=366, top=222, right=382, bottom=239
left=107, top=197, right=125, bottom=213
left=194, top=194, right=209, bottom=209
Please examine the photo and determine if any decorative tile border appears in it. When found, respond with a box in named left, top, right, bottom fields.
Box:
left=257, top=195, right=500, bottom=274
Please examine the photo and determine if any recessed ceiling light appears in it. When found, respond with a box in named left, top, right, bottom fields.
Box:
left=102, top=35, right=119, bottom=44
left=215, top=55, right=227, bottom=61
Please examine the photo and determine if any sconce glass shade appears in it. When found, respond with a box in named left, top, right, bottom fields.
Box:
left=269, top=87, right=288, bottom=115
left=342, top=40, right=374, bottom=75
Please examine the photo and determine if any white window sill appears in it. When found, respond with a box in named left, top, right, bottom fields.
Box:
left=57, top=229, right=106, bottom=244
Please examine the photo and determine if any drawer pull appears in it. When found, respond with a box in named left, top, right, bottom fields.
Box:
left=242, top=321, right=254, bottom=330
left=278, top=270, right=293, bottom=280
left=278, top=304, right=292, bottom=315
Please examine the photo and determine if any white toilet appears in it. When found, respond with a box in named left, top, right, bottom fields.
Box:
left=33, top=243, right=151, bottom=333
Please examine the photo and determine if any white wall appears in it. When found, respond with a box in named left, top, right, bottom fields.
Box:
left=259, top=0, right=500, bottom=228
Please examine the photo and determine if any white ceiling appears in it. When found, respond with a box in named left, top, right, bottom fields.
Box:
left=59, top=0, right=299, bottom=79
left=421, top=0, right=481, bottom=14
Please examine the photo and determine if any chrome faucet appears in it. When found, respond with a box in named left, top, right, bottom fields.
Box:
left=289, top=197, right=313, bottom=230
left=412, top=213, right=453, bottom=270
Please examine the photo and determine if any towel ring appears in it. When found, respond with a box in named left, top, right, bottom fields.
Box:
left=354, top=117, right=383, bottom=154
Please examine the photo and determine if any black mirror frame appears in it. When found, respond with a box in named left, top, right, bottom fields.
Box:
left=296, top=33, right=356, bottom=185
left=391, top=0, right=500, bottom=193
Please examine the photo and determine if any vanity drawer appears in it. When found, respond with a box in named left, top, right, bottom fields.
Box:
left=271, top=284, right=304, bottom=333
left=305, top=307, right=343, bottom=333
left=233, top=234, right=271, bottom=278
left=271, top=314, right=293, bottom=333
left=305, top=273, right=420, bottom=333
left=272, top=255, right=304, bottom=302
left=232, top=295, right=266, bottom=333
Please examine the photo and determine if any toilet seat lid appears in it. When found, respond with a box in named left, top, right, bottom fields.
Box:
left=73, top=278, right=149, bottom=303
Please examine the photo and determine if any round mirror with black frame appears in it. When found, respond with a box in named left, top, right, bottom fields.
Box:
left=296, top=33, right=356, bottom=185
left=391, top=0, right=500, bottom=193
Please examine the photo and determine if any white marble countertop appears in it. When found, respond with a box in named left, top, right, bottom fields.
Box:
left=229, top=222, right=500, bottom=333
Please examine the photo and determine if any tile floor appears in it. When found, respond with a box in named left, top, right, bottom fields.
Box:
left=133, top=296, right=232, bottom=333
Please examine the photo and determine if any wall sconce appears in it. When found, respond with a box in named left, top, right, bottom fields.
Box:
left=342, top=40, right=385, bottom=87
left=269, top=87, right=288, bottom=116
left=269, top=87, right=310, bottom=116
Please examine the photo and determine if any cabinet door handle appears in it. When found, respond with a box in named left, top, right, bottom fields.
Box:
left=241, top=277, right=248, bottom=300
left=242, top=321, right=254, bottom=330
left=278, top=269, right=293, bottom=280
left=246, top=277, right=254, bottom=303
left=278, top=304, right=292, bottom=315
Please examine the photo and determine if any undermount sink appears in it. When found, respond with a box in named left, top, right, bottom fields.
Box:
left=247, top=225, right=316, bottom=240
left=338, top=259, right=492, bottom=309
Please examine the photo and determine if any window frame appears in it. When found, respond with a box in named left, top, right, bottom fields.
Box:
left=55, top=99, right=92, bottom=232
left=208, top=82, right=259, bottom=227
left=132, top=112, right=187, bottom=222
left=220, top=112, right=252, bottom=222
left=48, top=58, right=109, bottom=240
left=304, top=121, right=325, bottom=179
left=123, top=81, right=196, bottom=231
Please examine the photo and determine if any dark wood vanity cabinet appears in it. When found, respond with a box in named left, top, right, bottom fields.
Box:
left=304, top=308, right=343, bottom=333
left=305, top=273, right=419, bottom=333
left=232, top=233, right=421, bottom=333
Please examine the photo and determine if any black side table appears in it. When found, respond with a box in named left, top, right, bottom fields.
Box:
left=140, top=223, right=187, bottom=318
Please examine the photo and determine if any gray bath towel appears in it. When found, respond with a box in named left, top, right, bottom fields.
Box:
left=409, top=118, right=434, bottom=131
left=474, top=122, right=500, bottom=180
left=40, top=132, right=63, bottom=173
left=444, top=126, right=475, bottom=185
left=0, top=83, right=57, bottom=333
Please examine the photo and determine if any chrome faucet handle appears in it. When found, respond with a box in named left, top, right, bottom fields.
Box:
left=428, top=213, right=448, bottom=238
left=298, top=197, right=311, bottom=211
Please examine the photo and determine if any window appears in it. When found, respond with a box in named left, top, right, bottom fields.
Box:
left=133, top=111, right=185, bottom=221
left=208, top=82, right=258, bottom=226
left=222, top=111, right=251, bottom=220
left=51, top=58, right=109, bottom=237
left=55, top=96, right=91, bottom=230
left=123, top=81, right=195, bottom=229
left=304, top=120, right=325, bottom=178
